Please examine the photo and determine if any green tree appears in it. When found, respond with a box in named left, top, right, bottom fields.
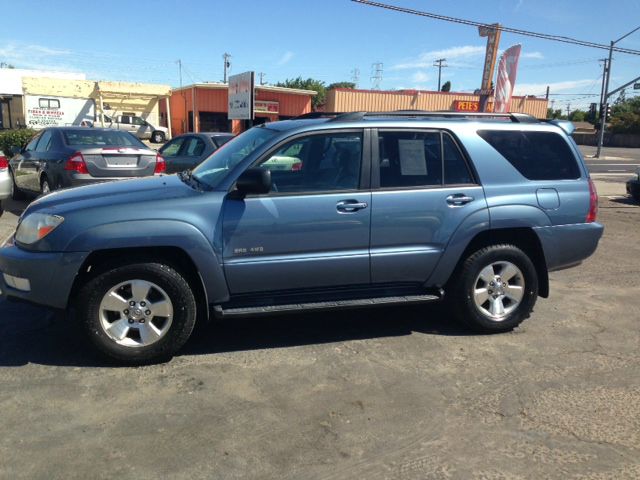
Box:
left=568, top=110, right=587, bottom=122
left=546, top=108, right=566, bottom=120
left=327, top=82, right=356, bottom=90
left=440, top=81, right=451, bottom=92
left=609, top=96, right=640, bottom=133
left=276, top=77, right=326, bottom=110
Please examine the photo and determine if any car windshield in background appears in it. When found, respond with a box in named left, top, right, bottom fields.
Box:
left=63, top=130, right=146, bottom=148
left=193, top=127, right=277, bottom=188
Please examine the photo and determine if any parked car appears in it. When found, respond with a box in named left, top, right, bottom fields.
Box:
left=0, top=111, right=603, bottom=364
left=96, top=114, right=169, bottom=143
left=8, top=127, right=166, bottom=198
left=626, top=168, right=640, bottom=203
left=159, top=132, right=234, bottom=174
left=0, top=150, right=13, bottom=206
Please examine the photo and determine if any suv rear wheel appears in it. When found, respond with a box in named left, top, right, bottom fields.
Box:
left=450, top=244, right=538, bottom=333
left=77, top=262, right=197, bottom=364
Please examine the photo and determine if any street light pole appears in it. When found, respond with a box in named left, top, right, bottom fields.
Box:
left=595, top=25, right=640, bottom=158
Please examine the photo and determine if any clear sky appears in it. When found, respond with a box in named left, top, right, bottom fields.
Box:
left=1, top=0, right=639, bottom=110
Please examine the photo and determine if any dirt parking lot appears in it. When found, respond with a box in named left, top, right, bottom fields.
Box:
left=0, top=179, right=639, bottom=479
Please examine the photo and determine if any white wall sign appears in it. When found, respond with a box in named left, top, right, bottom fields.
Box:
left=25, top=95, right=95, bottom=129
left=228, top=71, right=254, bottom=120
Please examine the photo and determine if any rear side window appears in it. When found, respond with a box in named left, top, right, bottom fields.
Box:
left=478, top=130, right=580, bottom=180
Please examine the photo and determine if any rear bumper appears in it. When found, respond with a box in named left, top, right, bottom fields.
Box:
left=0, top=242, right=87, bottom=309
left=0, top=171, right=12, bottom=200
left=534, top=222, right=604, bottom=272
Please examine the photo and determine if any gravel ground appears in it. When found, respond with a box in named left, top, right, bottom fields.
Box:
left=0, top=180, right=638, bottom=479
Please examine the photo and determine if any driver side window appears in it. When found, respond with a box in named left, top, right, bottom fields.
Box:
left=259, top=131, right=363, bottom=194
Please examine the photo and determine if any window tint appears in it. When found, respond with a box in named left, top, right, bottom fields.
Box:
left=478, top=130, right=580, bottom=180
left=63, top=130, right=145, bottom=147
left=161, top=138, right=186, bottom=157
left=184, top=138, right=205, bottom=157
left=35, top=130, right=53, bottom=152
left=443, top=133, right=473, bottom=185
left=378, top=131, right=442, bottom=188
left=25, top=133, right=41, bottom=152
left=259, top=132, right=363, bottom=193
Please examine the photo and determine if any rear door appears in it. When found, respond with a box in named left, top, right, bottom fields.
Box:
left=370, top=128, right=487, bottom=284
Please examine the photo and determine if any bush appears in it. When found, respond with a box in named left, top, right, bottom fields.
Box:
left=0, top=129, right=37, bottom=155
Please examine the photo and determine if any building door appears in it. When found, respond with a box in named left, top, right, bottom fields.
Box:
left=198, top=112, right=229, bottom=132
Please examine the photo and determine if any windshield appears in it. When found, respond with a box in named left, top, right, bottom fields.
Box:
left=192, top=126, right=277, bottom=188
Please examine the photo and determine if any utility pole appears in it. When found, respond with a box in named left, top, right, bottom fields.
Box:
left=566, top=103, right=571, bottom=119
left=177, top=59, right=187, bottom=134
left=370, top=62, right=383, bottom=90
left=596, top=25, right=640, bottom=158
left=598, top=58, right=608, bottom=112
left=433, top=58, right=447, bottom=90
left=351, top=67, right=360, bottom=88
left=223, top=53, right=231, bottom=83
left=258, top=72, right=266, bottom=85
left=177, top=59, right=183, bottom=89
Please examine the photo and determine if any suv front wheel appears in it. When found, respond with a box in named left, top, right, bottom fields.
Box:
left=77, top=261, right=197, bottom=364
left=450, top=244, right=538, bottom=333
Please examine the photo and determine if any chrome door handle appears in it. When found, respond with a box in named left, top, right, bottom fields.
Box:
left=336, top=200, right=368, bottom=212
left=446, top=194, right=474, bottom=206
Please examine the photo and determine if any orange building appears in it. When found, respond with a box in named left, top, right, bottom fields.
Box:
left=162, top=83, right=316, bottom=136
left=324, top=88, right=548, bottom=119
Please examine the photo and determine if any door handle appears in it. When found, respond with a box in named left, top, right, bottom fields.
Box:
left=446, top=194, right=474, bottom=206
left=336, top=200, right=368, bottom=213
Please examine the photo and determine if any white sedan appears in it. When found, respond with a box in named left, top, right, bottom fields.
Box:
left=0, top=150, right=13, bottom=203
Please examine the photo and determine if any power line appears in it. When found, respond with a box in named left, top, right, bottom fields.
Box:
left=352, top=0, right=640, bottom=56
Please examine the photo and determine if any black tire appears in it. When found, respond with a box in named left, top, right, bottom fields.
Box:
left=10, top=169, right=26, bottom=200
left=77, top=262, right=197, bottom=365
left=40, top=176, right=52, bottom=195
left=449, top=244, right=538, bottom=333
left=151, top=131, right=165, bottom=143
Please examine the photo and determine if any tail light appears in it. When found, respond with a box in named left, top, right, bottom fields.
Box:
left=154, top=154, right=166, bottom=174
left=291, top=161, right=303, bottom=172
left=586, top=178, right=598, bottom=223
left=64, top=152, right=89, bottom=174
left=0, top=155, right=7, bottom=171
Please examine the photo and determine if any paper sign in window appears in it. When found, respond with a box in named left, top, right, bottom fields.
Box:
left=398, top=140, right=427, bottom=175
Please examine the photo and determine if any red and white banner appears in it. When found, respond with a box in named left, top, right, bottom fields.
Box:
left=494, top=44, right=522, bottom=113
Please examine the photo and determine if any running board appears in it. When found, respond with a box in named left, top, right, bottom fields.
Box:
left=214, top=293, right=442, bottom=318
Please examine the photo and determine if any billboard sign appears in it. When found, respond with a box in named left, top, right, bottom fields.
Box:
left=254, top=100, right=279, bottom=114
left=494, top=44, right=522, bottom=113
left=25, top=95, right=95, bottom=129
left=478, top=23, right=502, bottom=92
left=228, top=71, right=254, bottom=120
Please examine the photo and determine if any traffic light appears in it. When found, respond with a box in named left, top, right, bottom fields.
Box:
left=606, top=104, right=612, bottom=121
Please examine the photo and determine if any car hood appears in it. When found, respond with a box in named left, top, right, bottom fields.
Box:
left=25, top=175, right=199, bottom=216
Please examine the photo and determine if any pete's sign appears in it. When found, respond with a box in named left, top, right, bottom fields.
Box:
left=453, top=100, right=494, bottom=112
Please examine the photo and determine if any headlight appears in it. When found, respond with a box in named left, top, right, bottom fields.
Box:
left=15, top=213, right=64, bottom=245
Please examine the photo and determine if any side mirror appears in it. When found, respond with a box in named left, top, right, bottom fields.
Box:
left=10, top=146, right=21, bottom=156
left=235, top=168, right=271, bottom=196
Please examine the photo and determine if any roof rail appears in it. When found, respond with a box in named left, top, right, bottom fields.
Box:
left=326, top=110, right=540, bottom=123
left=293, top=112, right=345, bottom=119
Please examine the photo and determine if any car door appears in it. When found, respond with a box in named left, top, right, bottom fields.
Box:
left=32, top=129, right=56, bottom=190
left=222, top=129, right=372, bottom=294
left=176, top=136, right=207, bottom=171
left=11, top=131, right=42, bottom=192
left=370, top=129, right=487, bottom=284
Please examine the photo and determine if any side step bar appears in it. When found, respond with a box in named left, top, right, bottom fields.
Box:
left=214, top=293, right=442, bottom=318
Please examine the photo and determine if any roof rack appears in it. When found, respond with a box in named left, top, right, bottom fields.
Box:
left=292, top=112, right=345, bottom=119
left=326, top=110, right=540, bottom=123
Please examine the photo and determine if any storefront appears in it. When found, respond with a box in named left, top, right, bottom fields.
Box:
left=324, top=88, right=548, bottom=118
left=164, top=83, right=316, bottom=136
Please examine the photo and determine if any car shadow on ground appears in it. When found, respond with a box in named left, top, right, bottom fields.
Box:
left=0, top=302, right=476, bottom=368
left=0, top=198, right=29, bottom=217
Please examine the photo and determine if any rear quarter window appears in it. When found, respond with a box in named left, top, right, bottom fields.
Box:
left=477, top=130, right=581, bottom=180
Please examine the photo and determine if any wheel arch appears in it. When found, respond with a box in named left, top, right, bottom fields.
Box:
left=444, top=227, right=549, bottom=298
left=68, top=246, right=211, bottom=324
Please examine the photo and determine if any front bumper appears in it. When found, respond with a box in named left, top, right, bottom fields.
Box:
left=0, top=242, right=88, bottom=309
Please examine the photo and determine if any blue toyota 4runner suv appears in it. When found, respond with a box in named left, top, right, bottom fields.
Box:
left=0, top=112, right=603, bottom=364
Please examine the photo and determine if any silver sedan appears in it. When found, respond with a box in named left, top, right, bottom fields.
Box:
left=0, top=150, right=13, bottom=202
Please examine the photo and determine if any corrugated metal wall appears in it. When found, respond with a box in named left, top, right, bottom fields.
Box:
left=326, top=89, right=548, bottom=118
